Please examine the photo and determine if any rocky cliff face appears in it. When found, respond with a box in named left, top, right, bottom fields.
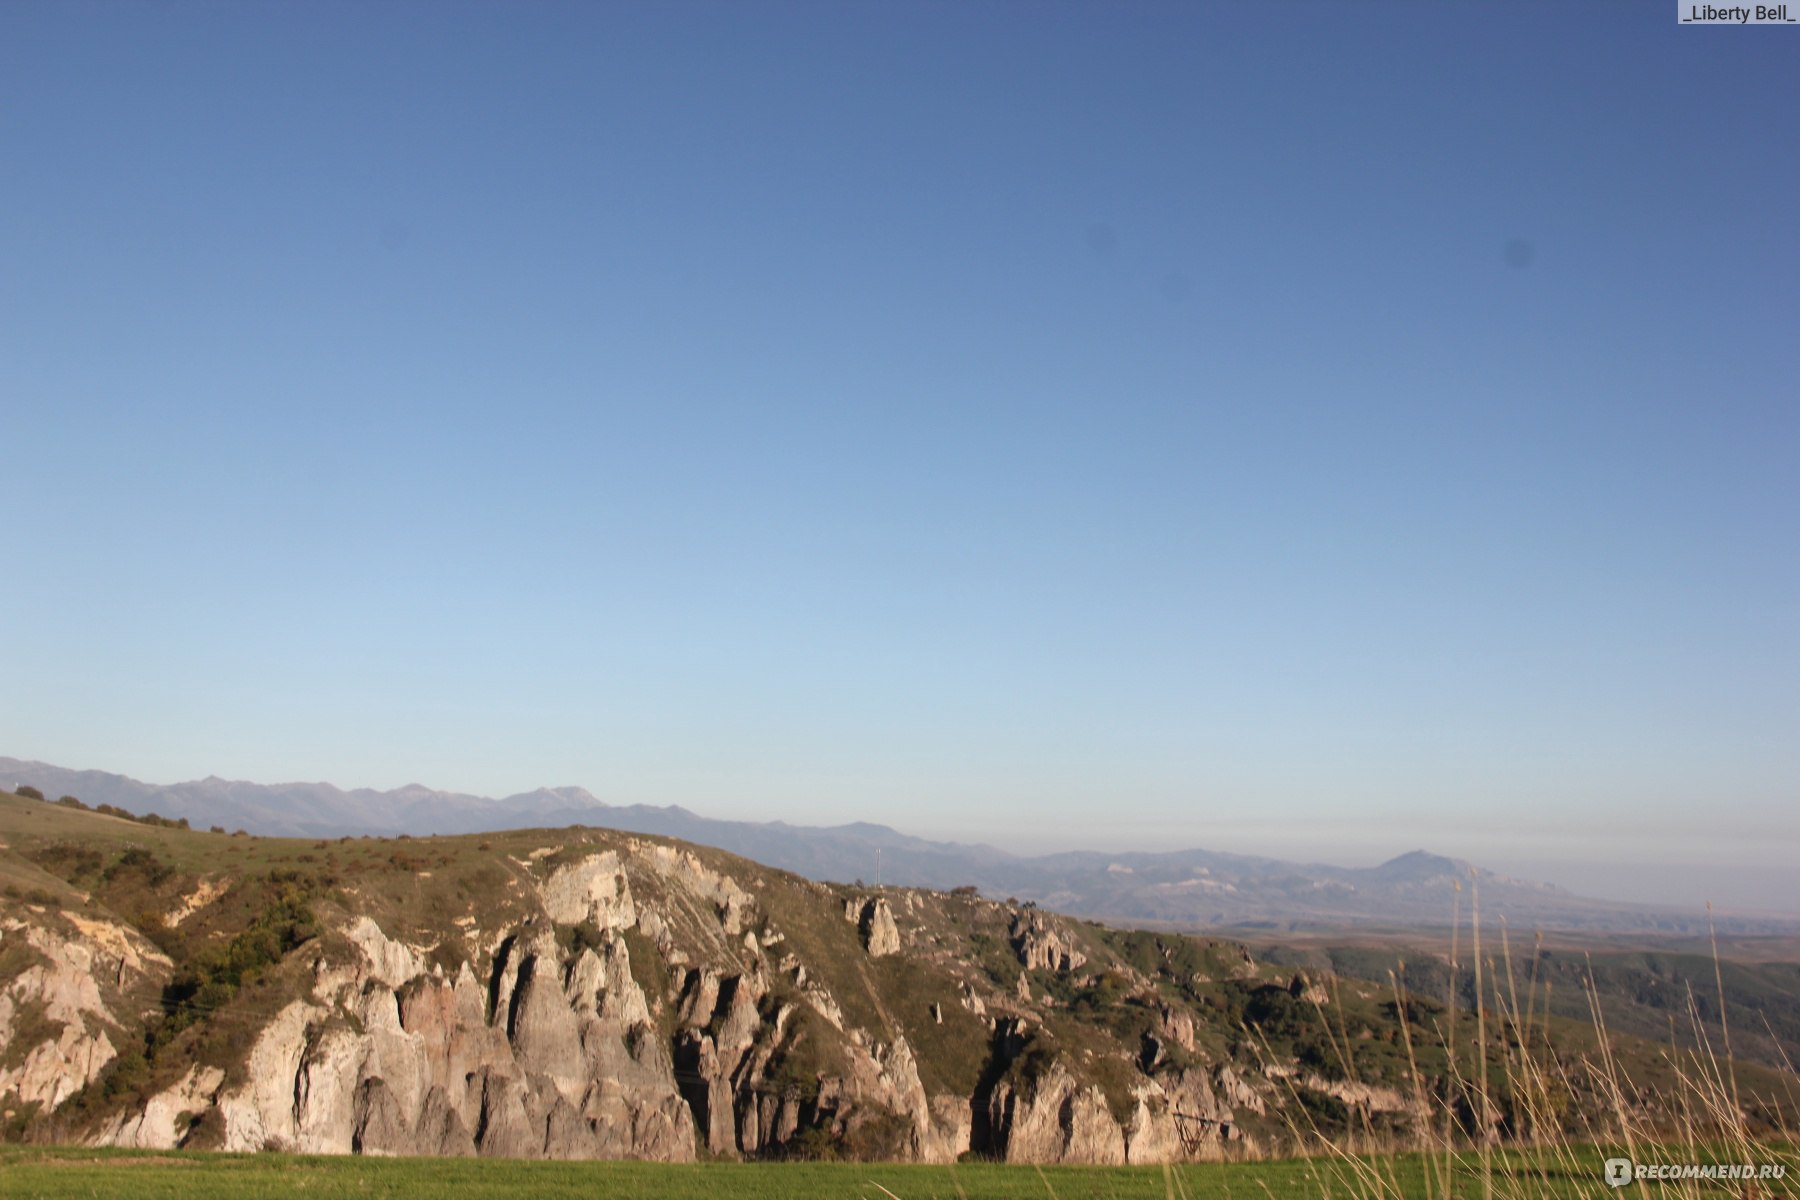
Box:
left=1, top=911, right=169, bottom=1113
left=186, top=913, right=696, bottom=1160
left=4, top=808, right=1418, bottom=1162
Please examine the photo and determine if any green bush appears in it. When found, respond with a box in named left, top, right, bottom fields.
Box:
left=1296, top=1085, right=1352, bottom=1134
left=0, top=1099, right=41, bottom=1142
left=561, top=919, right=607, bottom=957
left=839, top=1109, right=915, bottom=1161
left=763, top=1012, right=827, bottom=1106
left=33, top=843, right=104, bottom=880
left=1072, top=970, right=1129, bottom=1013
left=103, top=847, right=174, bottom=887
left=154, top=881, right=319, bottom=1049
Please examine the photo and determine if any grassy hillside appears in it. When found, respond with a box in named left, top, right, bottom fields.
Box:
left=1255, top=939, right=1800, bottom=1074
left=3, top=787, right=1796, bottom=1165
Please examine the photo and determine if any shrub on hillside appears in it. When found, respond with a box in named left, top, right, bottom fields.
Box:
left=102, top=847, right=174, bottom=888
left=155, top=882, right=319, bottom=1049
left=34, top=843, right=105, bottom=879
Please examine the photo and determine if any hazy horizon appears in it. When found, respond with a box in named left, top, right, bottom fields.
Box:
left=4, top=5, right=1794, bottom=920
left=6, top=751, right=1794, bottom=915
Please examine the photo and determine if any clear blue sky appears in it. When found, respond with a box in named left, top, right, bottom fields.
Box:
left=3, top=2, right=1795, bottom=910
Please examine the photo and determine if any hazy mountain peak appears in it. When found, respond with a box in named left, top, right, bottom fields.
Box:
left=4, top=756, right=1793, bottom=935
left=1375, top=849, right=1468, bottom=878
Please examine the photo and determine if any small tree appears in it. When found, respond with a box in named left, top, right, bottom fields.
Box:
left=15, top=785, right=44, bottom=801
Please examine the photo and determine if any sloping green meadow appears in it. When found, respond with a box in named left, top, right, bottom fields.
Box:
left=0, top=1146, right=1645, bottom=1200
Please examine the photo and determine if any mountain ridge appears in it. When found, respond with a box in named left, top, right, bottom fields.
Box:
left=3, top=756, right=1789, bottom=935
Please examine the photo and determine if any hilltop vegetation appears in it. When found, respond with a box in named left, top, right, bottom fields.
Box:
left=1, top=788, right=1794, bottom=1168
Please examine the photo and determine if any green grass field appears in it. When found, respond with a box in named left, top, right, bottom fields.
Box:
left=0, top=1146, right=1711, bottom=1200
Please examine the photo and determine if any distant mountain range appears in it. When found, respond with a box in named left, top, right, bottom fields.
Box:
left=5, top=756, right=1790, bottom=935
